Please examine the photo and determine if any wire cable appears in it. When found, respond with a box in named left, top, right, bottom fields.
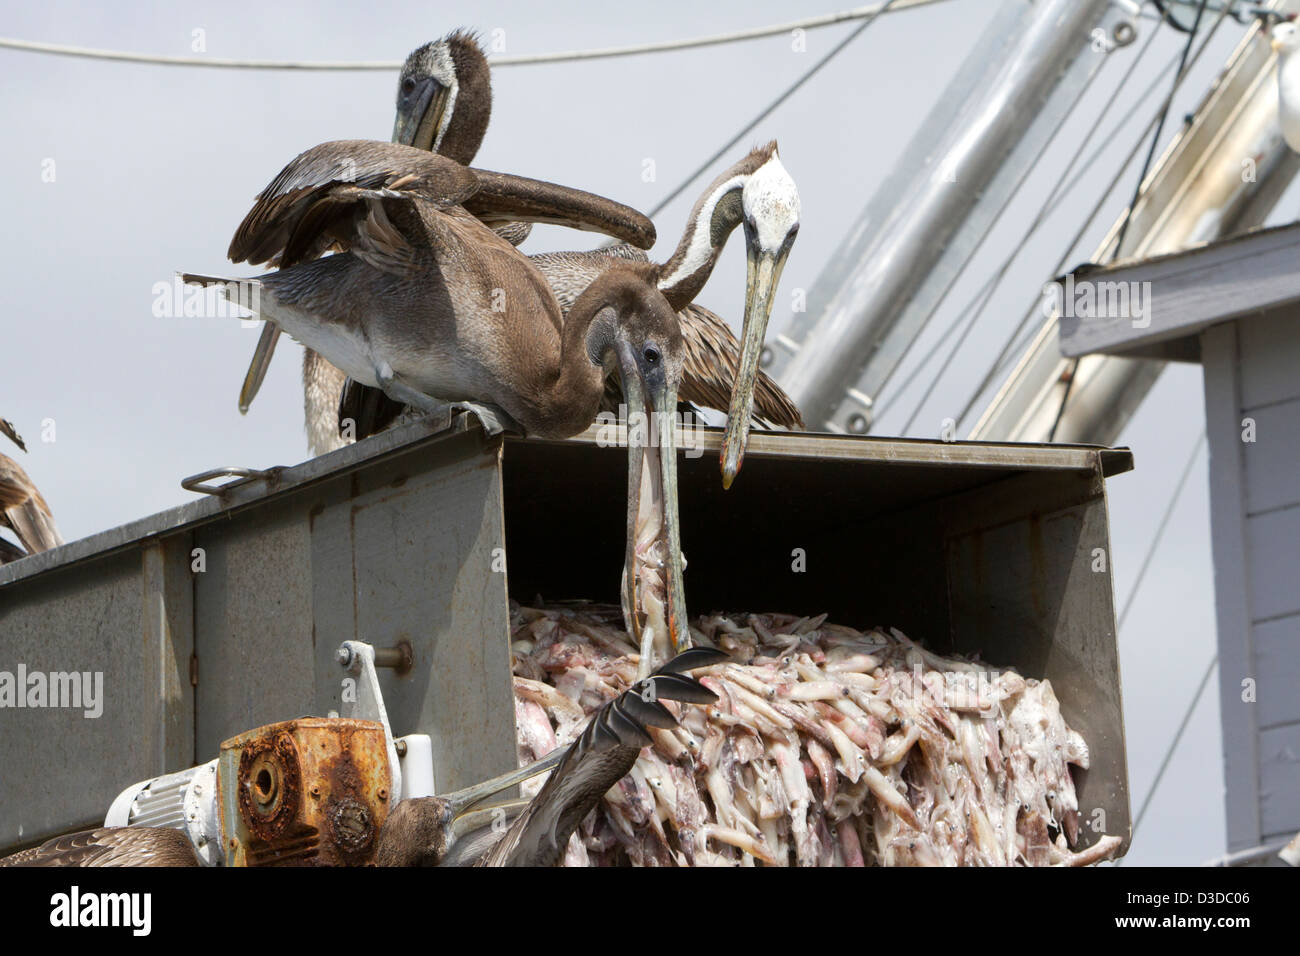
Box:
left=1114, top=0, right=1211, bottom=256
left=868, top=16, right=1134, bottom=427
left=876, top=21, right=1169, bottom=427
left=1119, top=654, right=1218, bottom=863
left=952, top=0, right=1233, bottom=434
left=0, top=0, right=946, bottom=71
left=646, top=0, right=901, bottom=220
left=1111, top=429, right=1209, bottom=864
left=1118, top=431, right=1206, bottom=629
left=1045, top=0, right=1210, bottom=441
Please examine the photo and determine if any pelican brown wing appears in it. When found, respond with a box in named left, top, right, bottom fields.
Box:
left=229, top=142, right=657, bottom=273
left=0, top=827, right=199, bottom=867
left=479, top=647, right=727, bottom=867
left=227, top=141, right=481, bottom=271
left=0, top=452, right=63, bottom=560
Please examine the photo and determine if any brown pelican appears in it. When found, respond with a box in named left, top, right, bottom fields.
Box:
left=237, top=31, right=495, bottom=455
left=533, top=141, right=801, bottom=488
left=345, top=77, right=803, bottom=486
left=189, top=139, right=691, bottom=656
left=377, top=647, right=726, bottom=866
left=0, top=827, right=200, bottom=867
left=235, top=32, right=625, bottom=454
left=1, top=419, right=63, bottom=563
left=344, top=143, right=804, bottom=488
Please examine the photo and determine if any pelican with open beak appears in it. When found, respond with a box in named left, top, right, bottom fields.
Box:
left=377, top=648, right=725, bottom=866
left=617, top=326, right=690, bottom=678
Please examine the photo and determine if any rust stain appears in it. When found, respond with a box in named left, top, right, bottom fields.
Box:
left=229, top=718, right=392, bottom=866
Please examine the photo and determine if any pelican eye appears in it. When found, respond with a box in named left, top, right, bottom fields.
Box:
left=401, top=78, right=416, bottom=96
left=643, top=346, right=661, bottom=365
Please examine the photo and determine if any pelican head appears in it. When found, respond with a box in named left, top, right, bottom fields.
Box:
left=726, top=145, right=799, bottom=488
left=392, top=31, right=492, bottom=165
left=1273, top=18, right=1300, bottom=55
left=656, top=142, right=800, bottom=489
left=375, top=750, right=561, bottom=866
left=578, top=266, right=690, bottom=670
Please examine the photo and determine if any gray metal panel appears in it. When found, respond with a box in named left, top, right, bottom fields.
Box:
left=0, top=552, right=179, bottom=846
left=1247, top=505, right=1300, bottom=623
left=1259, top=722, right=1300, bottom=836
left=0, top=417, right=517, bottom=851
left=312, top=432, right=516, bottom=794
left=1202, top=322, right=1263, bottom=850
left=193, top=496, right=316, bottom=754
left=1240, top=307, right=1300, bottom=410
left=1255, top=614, right=1300, bottom=730
left=140, top=538, right=196, bottom=774
left=1242, top=398, right=1300, bottom=516
left=190, top=427, right=518, bottom=794
left=942, top=469, right=1129, bottom=849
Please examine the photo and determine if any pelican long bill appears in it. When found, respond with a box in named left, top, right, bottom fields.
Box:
left=392, top=75, right=450, bottom=152
left=441, top=749, right=564, bottom=824
left=617, top=341, right=690, bottom=679
left=238, top=321, right=280, bottom=414
left=720, top=240, right=792, bottom=489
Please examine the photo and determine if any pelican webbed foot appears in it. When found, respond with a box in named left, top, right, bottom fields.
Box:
left=373, top=364, right=522, bottom=437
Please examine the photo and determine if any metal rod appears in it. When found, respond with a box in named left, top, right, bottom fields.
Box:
left=768, top=0, right=1115, bottom=434
left=972, top=0, right=1300, bottom=445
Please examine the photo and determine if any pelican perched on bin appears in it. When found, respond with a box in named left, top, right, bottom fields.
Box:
left=187, top=138, right=693, bottom=663
left=346, top=68, right=804, bottom=486
left=235, top=31, right=624, bottom=453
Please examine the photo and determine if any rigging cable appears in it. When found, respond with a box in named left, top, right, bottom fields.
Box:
left=874, top=22, right=1172, bottom=423
left=867, top=15, right=1130, bottom=427
left=646, top=0, right=901, bottom=220
left=1111, top=430, right=1210, bottom=863
left=949, top=0, right=1233, bottom=434
left=0, top=0, right=943, bottom=71
left=1047, top=0, right=1210, bottom=441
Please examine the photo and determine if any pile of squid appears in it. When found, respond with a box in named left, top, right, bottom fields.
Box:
left=510, top=601, right=1123, bottom=867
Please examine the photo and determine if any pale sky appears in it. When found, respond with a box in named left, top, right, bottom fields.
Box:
left=2, top=0, right=1276, bottom=865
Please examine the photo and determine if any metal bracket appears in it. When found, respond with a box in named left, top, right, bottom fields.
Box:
left=336, top=641, right=406, bottom=806
left=181, top=465, right=286, bottom=496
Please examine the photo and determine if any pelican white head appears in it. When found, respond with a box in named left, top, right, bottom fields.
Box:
left=742, top=149, right=801, bottom=257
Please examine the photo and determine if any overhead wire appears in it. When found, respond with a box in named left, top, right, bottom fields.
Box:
left=950, top=0, right=1234, bottom=434
left=1120, top=655, right=1218, bottom=862
left=876, top=19, right=1170, bottom=426
left=0, top=0, right=945, bottom=71
left=646, top=0, right=902, bottom=220
left=1118, top=431, right=1208, bottom=629
left=1110, top=429, right=1209, bottom=863
left=1046, top=0, right=1210, bottom=442
left=868, top=18, right=1132, bottom=427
